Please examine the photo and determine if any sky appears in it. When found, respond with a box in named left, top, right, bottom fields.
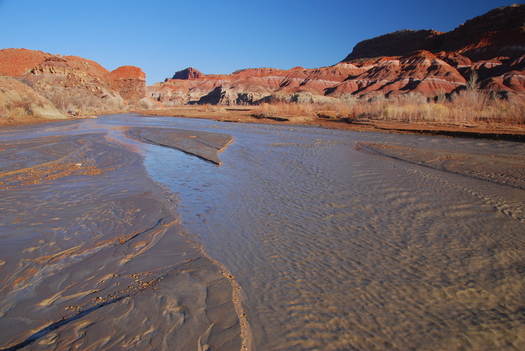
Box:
left=0, top=0, right=522, bottom=85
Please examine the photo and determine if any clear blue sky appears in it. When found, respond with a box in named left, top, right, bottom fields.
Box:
left=0, top=0, right=522, bottom=85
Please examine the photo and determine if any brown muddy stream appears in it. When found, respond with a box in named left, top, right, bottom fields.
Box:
left=2, top=114, right=525, bottom=350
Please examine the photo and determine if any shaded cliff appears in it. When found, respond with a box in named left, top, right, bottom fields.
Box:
left=343, top=4, right=525, bottom=62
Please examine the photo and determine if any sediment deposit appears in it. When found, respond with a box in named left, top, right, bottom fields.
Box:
left=128, top=127, right=233, bottom=166
left=0, top=124, right=244, bottom=350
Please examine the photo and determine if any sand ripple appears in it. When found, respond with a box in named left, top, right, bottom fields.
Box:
left=141, top=118, right=525, bottom=350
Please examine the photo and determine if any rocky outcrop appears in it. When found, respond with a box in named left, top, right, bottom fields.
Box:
left=171, top=67, right=206, bottom=80
left=0, top=76, right=67, bottom=123
left=438, top=4, right=525, bottom=61
left=150, top=63, right=369, bottom=106
left=107, top=65, right=147, bottom=101
left=342, top=30, right=443, bottom=62
left=149, top=4, right=525, bottom=105
left=343, top=5, right=525, bottom=62
left=0, top=48, right=52, bottom=77
left=328, top=50, right=467, bottom=99
left=148, top=49, right=479, bottom=104
left=19, top=55, right=125, bottom=115
left=0, top=48, right=146, bottom=115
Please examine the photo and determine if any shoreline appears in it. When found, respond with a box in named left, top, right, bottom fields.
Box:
left=131, top=107, right=525, bottom=142
left=2, top=106, right=524, bottom=143
left=0, top=127, right=247, bottom=350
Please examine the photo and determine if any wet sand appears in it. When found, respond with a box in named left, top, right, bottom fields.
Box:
left=0, top=130, right=247, bottom=350
left=357, top=141, right=525, bottom=222
left=357, top=142, right=525, bottom=191
left=135, top=115, right=525, bottom=350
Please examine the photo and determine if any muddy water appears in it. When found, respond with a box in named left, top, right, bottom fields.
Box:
left=114, top=115, right=525, bottom=351
left=2, top=114, right=525, bottom=350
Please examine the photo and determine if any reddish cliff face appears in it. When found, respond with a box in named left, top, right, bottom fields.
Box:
left=327, top=50, right=467, bottom=99
left=344, top=4, right=525, bottom=62
left=171, top=67, right=206, bottom=80
left=0, top=49, right=146, bottom=114
left=149, top=4, right=525, bottom=105
left=438, top=5, right=525, bottom=61
left=342, top=30, right=444, bottom=62
left=107, top=65, right=147, bottom=101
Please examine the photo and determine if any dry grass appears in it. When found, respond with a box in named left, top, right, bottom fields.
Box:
left=249, top=90, right=525, bottom=126
left=251, top=103, right=315, bottom=119
left=46, top=89, right=126, bottom=116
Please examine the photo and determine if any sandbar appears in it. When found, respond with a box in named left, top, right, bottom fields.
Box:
left=128, top=127, right=234, bottom=166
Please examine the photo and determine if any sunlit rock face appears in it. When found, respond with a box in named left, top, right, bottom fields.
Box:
left=107, top=65, right=147, bottom=102
left=0, top=48, right=146, bottom=114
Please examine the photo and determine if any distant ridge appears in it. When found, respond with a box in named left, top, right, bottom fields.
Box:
left=149, top=4, right=525, bottom=104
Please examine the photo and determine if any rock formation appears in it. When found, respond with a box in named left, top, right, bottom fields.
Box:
left=1, top=4, right=523, bottom=119
left=149, top=4, right=525, bottom=105
left=342, top=30, right=443, bottom=62
left=107, top=65, right=147, bottom=101
left=0, top=48, right=147, bottom=115
left=171, top=67, right=206, bottom=80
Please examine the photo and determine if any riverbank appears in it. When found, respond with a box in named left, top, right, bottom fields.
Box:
left=0, top=126, right=247, bottom=350
left=2, top=105, right=524, bottom=142
left=133, top=106, right=525, bottom=142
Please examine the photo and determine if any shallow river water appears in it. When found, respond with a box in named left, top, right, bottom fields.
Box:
left=90, top=114, right=525, bottom=351
left=5, top=114, right=524, bottom=350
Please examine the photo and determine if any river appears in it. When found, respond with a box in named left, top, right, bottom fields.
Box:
left=96, top=114, right=525, bottom=350
left=2, top=113, right=524, bottom=350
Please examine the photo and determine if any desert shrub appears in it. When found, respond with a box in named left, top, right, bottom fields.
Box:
left=139, top=97, right=158, bottom=110
left=44, top=88, right=126, bottom=115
